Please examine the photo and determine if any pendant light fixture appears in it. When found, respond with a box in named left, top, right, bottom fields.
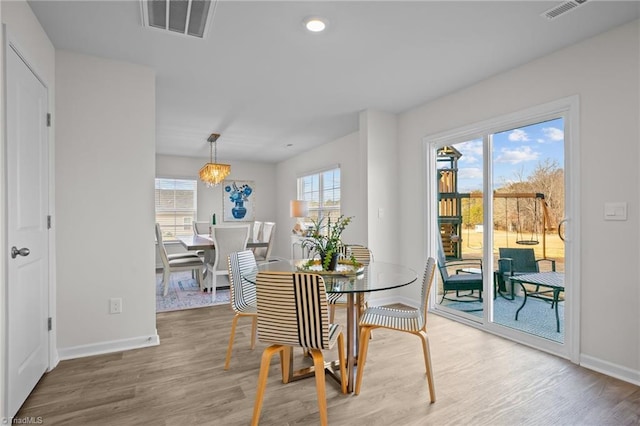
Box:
left=199, top=133, right=231, bottom=187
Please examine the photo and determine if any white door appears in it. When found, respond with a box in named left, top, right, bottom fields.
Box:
left=6, top=43, right=50, bottom=417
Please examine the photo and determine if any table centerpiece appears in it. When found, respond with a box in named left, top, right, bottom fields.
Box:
left=300, top=215, right=357, bottom=271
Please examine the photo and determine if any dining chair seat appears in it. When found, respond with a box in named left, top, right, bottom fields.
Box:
left=354, top=257, right=436, bottom=402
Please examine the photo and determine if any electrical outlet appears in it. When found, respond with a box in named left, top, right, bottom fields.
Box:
left=109, top=298, right=123, bottom=314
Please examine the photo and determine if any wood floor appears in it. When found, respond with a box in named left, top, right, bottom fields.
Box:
left=17, top=304, right=640, bottom=425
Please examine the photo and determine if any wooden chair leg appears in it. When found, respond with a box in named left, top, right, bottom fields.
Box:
left=250, top=316, right=257, bottom=350
left=224, top=314, right=240, bottom=370
left=336, top=332, right=347, bottom=394
left=329, top=305, right=336, bottom=323
left=280, top=346, right=291, bottom=384
left=354, top=325, right=373, bottom=395
left=419, top=331, right=436, bottom=403
left=251, top=345, right=282, bottom=426
left=309, top=349, right=328, bottom=426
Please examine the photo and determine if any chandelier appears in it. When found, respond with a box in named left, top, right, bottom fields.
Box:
left=199, top=133, right=231, bottom=187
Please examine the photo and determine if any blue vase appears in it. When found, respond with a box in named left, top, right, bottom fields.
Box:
left=232, top=201, right=247, bottom=219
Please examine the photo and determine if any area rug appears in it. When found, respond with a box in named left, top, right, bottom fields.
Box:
left=156, top=271, right=230, bottom=313
left=440, top=295, right=564, bottom=343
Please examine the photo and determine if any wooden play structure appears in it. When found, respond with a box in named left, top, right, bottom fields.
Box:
left=437, top=146, right=553, bottom=260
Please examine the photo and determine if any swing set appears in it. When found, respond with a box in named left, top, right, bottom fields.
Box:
left=463, top=192, right=552, bottom=258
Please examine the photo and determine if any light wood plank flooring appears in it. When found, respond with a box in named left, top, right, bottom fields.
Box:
left=17, top=305, right=640, bottom=425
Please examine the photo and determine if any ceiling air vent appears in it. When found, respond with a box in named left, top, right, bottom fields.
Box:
left=140, top=0, right=216, bottom=39
left=541, top=0, right=588, bottom=20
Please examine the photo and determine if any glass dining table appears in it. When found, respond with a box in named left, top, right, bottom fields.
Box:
left=243, top=259, right=418, bottom=393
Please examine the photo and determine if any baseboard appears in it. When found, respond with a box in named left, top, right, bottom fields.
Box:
left=580, top=354, right=640, bottom=387
left=366, top=294, right=418, bottom=309
left=57, top=333, right=160, bottom=361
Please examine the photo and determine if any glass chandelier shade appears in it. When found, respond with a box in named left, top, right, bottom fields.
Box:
left=199, top=133, right=230, bottom=187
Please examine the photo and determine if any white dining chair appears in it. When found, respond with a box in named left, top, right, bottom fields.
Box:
left=155, top=223, right=204, bottom=296
left=253, top=221, right=275, bottom=263
left=193, top=221, right=210, bottom=235
left=209, top=225, right=250, bottom=299
left=252, top=221, right=263, bottom=242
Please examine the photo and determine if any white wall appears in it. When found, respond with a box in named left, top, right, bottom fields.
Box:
left=274, top=132, right=365, bottom=260
left=360, top=109, right=400, bottom=264
left=1, top=0, right=57, bottom=418
left=397, top=20, right=640, bottom=382
left=55, top=50, right=158, bottom=358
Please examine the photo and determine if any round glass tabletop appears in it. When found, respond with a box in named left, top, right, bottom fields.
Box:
left=244, top=260, right=418, bottom=294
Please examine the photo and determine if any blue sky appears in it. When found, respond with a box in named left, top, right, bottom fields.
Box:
left=451, top=117, right=564, bottom=193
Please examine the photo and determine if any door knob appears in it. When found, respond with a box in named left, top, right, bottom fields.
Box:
left=11, top=246, right=30, bottom=259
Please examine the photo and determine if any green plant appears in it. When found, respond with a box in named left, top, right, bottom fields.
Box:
left=301, top=215, right=354, bottom=270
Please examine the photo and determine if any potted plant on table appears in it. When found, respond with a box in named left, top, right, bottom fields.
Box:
left=301, top=215, right=353, bottom=271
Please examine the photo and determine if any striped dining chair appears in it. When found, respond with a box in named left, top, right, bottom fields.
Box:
left=251, top=272, right=347, bottom=426
left=354, top=257, right=437, bottom=403
left=328, top=245, right=373, bottom=322
left=224, top=250, right=258, bottom=370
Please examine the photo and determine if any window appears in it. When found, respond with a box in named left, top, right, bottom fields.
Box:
left=155, top=178, right=197, bottom=241
left=297, top=167, right=341, bottom=226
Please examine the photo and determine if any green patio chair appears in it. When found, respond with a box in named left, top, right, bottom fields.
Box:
left=496, top=247, right=556, bottom=300
left=436, top=237, right=483, bottom=303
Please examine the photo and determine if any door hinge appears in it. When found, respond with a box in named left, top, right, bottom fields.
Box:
left=47, top=215, right=52, bottom=229
left=48, top=317, right=52, bottom=331
left=46, top=113, right=51, bottom=127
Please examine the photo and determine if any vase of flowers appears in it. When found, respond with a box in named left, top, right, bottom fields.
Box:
left=301, top=215, right=353, bottom=271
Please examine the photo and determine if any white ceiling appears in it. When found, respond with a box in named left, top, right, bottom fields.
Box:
left=28, top=1, right=640, bottom=163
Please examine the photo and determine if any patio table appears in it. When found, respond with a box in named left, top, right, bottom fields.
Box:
left=510, top=271, right=564, bottom=332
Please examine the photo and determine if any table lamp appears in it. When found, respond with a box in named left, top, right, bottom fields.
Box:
left=290, top=200, right=309, bottom=236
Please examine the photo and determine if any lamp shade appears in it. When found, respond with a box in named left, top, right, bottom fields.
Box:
left=290, top=200, right=309, bottom=218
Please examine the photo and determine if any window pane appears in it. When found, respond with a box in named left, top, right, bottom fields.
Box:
left=297, top=167, right=341, bottom=225
left=155, top=178, right=197, bottom=241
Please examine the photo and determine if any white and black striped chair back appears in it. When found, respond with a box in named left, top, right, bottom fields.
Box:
left=347, top=245, right=372, bottom=265
left=420, top=257, right=437, bottom=327
left=227, top=250, right=257, bottom=312
left=256, top=272, right=332, bottom=350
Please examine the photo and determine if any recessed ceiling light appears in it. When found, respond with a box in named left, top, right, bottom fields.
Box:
left=303, top=17, right=327, bottom=33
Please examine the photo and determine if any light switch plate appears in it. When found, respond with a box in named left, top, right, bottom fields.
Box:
left=604, top=202, right=627, bottom=221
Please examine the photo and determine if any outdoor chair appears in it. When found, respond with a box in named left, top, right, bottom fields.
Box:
left=436, top=236, right=483, bottom=303
left=496, top=247, right=556, bottom=301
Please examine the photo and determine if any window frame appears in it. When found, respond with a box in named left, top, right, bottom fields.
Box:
left=297, top=165, right=341, bottom=226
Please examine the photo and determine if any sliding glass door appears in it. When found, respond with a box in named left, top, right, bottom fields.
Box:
left=433, top=113, right=568, bottom=347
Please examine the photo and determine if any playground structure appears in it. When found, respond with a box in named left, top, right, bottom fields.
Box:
left=437, top=146, right=554, bottom=260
